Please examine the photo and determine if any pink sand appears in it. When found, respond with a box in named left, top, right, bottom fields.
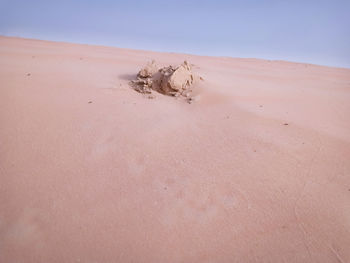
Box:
left=1, top=36, right=350, bottom=262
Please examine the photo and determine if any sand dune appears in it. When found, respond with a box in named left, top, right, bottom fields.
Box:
left=1, top=36, right=350, bottom=262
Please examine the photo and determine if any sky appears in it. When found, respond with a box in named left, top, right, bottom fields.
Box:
left=1, top=0, right=350, bottom=68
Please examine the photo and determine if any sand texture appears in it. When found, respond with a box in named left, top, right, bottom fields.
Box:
left=1, top=36, right=350, bottom=262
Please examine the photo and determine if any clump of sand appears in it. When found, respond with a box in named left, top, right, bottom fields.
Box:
left=131, top=60, right=200, bottom=103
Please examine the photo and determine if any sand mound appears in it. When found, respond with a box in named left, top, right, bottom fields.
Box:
left=137, top=60, right=158, bottom=78
left=131, top=60, right=199, bottom=102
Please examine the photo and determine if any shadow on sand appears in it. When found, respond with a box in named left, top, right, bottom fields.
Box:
left=118, top=73, right=136, bottom=81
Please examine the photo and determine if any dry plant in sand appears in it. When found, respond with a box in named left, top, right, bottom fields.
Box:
left=130, top=60, right=202, bottom=103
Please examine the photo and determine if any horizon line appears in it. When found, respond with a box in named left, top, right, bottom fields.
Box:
left=2, top=34, right=349, bottom=70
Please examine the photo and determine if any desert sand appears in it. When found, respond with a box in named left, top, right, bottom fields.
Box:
left=1, top=36, right=350, bottom=262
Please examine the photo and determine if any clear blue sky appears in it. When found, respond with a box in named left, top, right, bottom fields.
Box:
left=1, top=0, right=349, bottom=68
